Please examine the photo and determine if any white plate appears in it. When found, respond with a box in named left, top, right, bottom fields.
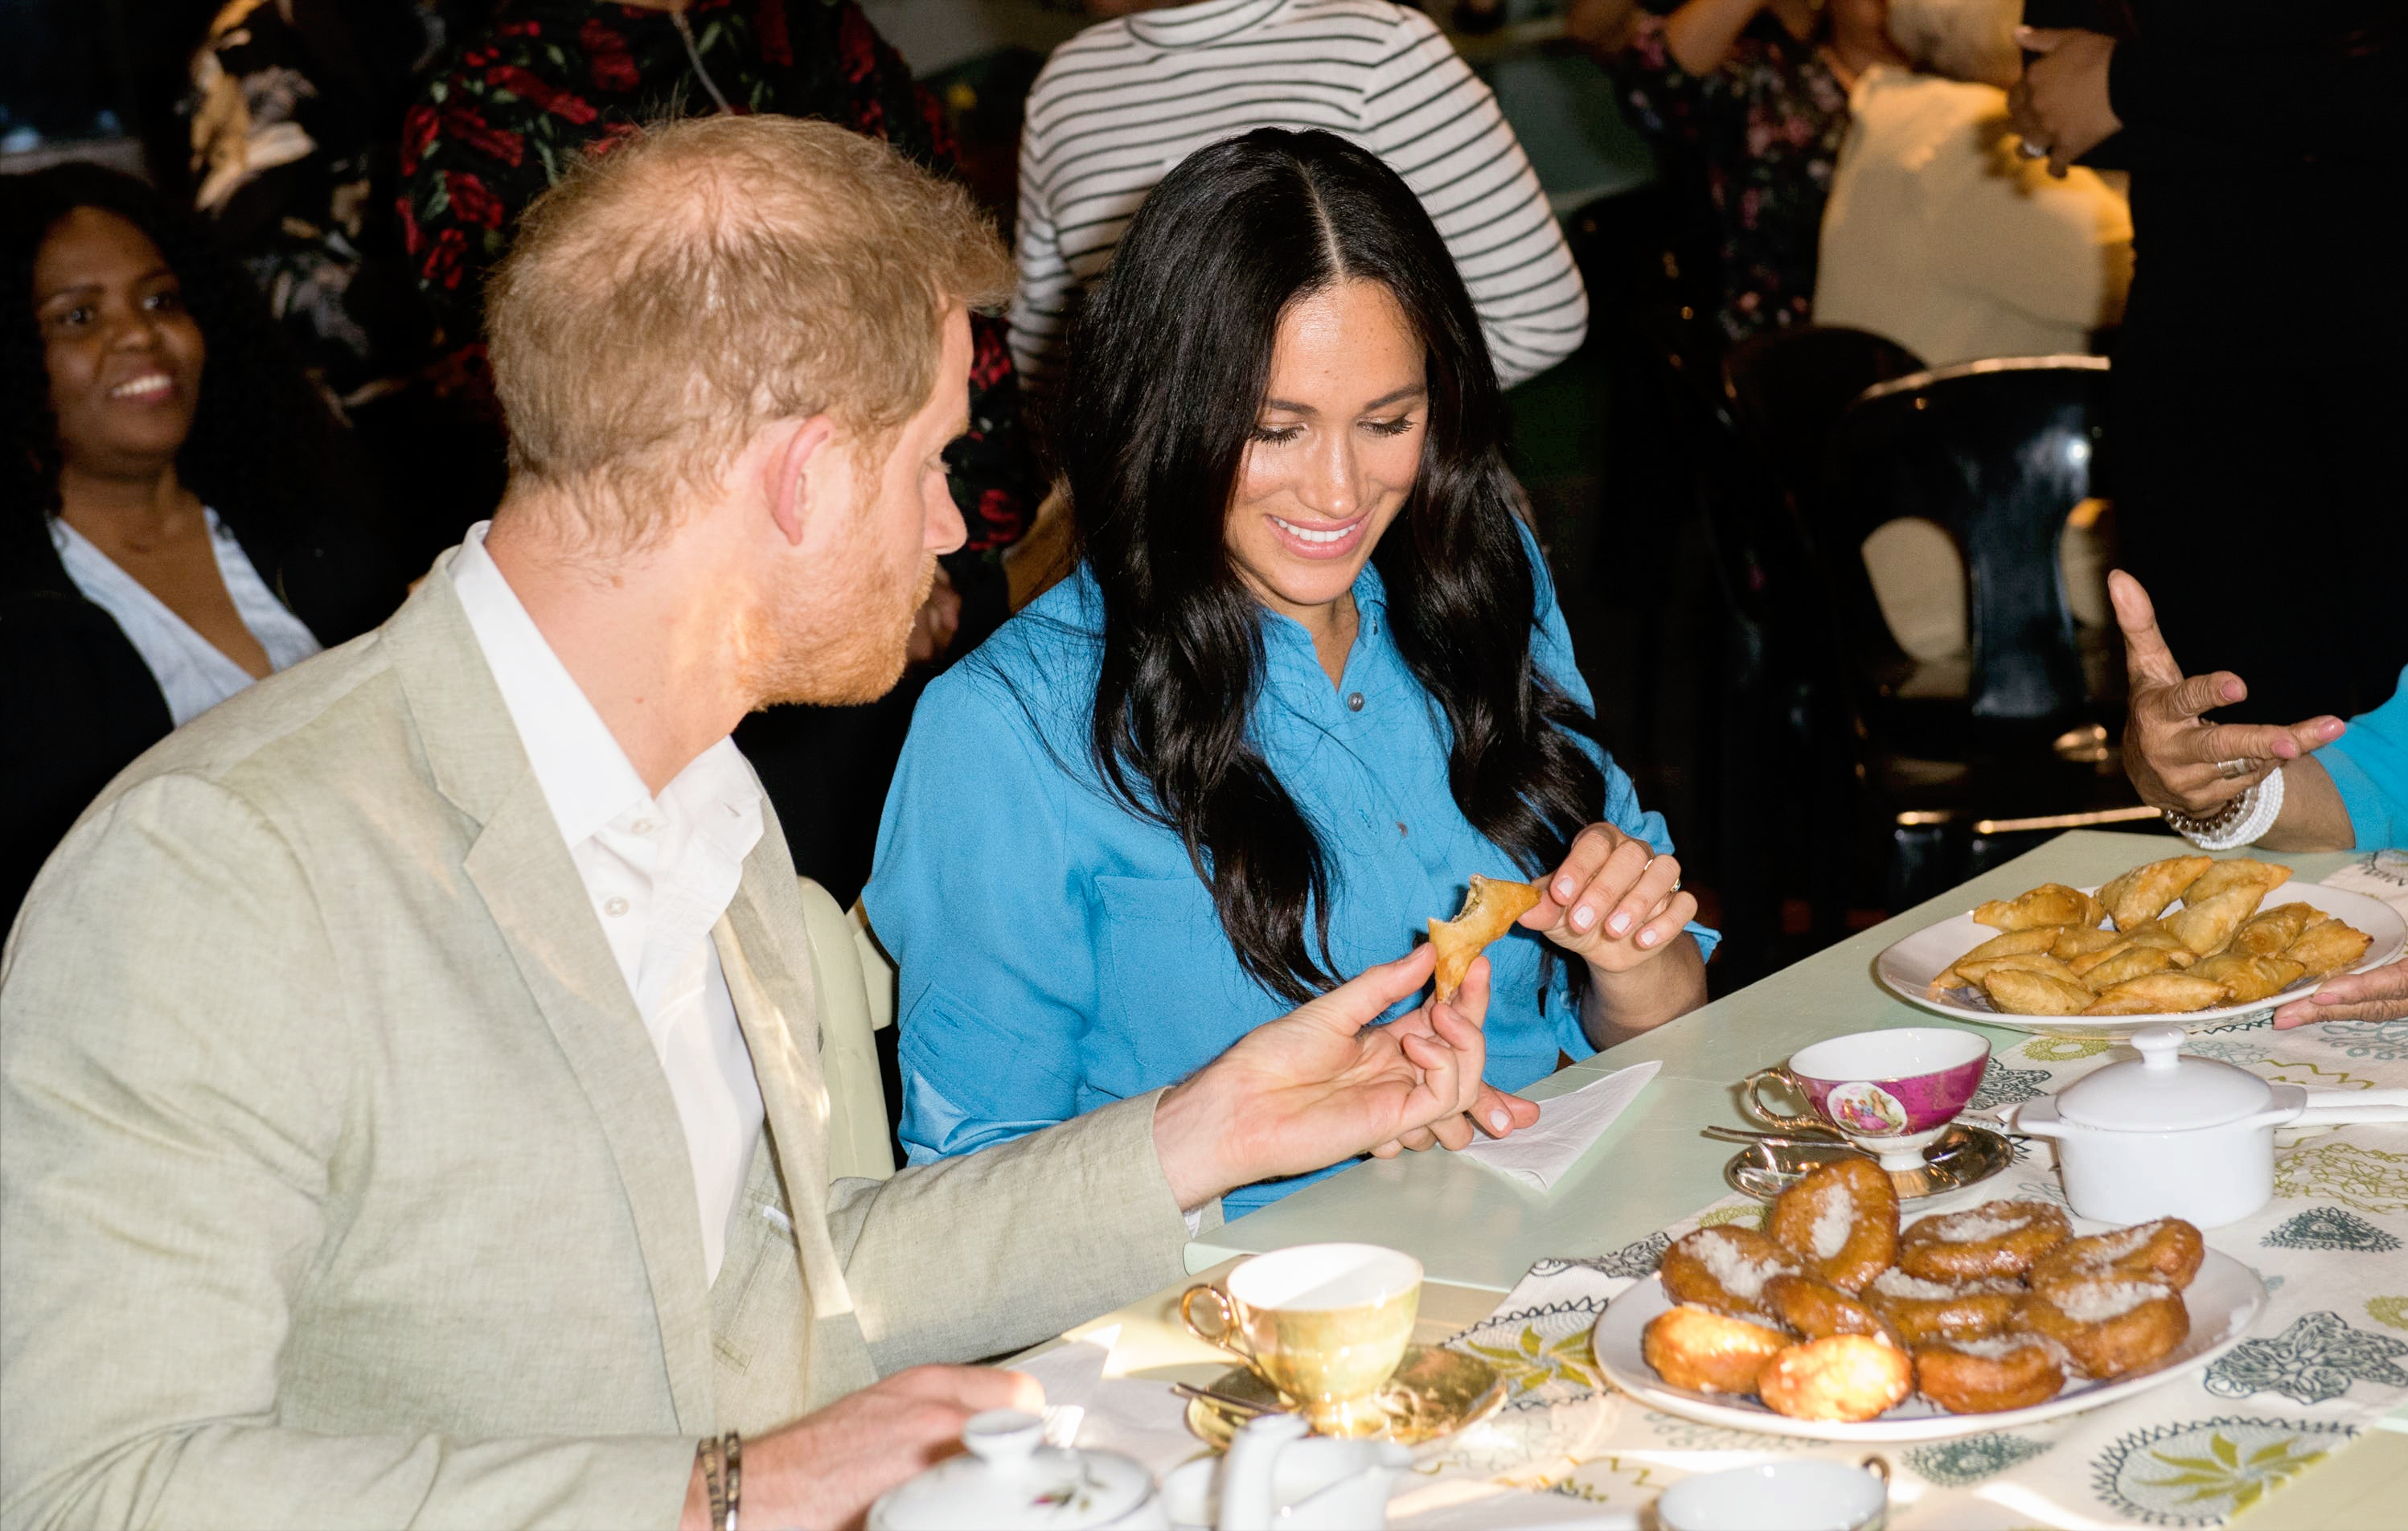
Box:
left=1591, top=1250, right=2266, bottom=1443
left=1874, top=881, right=2406, bottom=1036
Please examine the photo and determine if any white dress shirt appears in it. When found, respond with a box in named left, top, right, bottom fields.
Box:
left=449, top=523, right=765, bottom=1282
left=51, top=507, right=322, bottom=726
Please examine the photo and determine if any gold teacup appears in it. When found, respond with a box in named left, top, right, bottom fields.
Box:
left=1179, top=1243, right=1421, bottom=1435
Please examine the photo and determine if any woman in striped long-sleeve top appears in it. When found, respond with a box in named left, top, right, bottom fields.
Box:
left=1008, top=0, right=1590, bottom=398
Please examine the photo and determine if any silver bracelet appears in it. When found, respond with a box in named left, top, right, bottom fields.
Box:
left=2168, top=766, right=2285, bottom=851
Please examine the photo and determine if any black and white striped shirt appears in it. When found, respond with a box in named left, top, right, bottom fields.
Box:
left=1010, top=0, right=1589, bottom=393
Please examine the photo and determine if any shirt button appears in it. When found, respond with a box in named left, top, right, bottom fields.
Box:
left=603, top=896, right=630, bottom=917
left=1345, top=692, right=1365, bottom=712
left=630, top=819, right=657, bottom=835
left=1397, top=822, right=1409, bottom=837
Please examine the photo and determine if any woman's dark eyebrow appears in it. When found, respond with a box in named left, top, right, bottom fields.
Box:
left=36, top=265, right=177, bottom=307
left=1261, top=384, right=1429, bottom=415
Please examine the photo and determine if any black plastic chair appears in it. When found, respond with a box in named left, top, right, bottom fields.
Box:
left=1815, top=357, right=2153, bottom=906
left=1722, top=325, right=1926, bottom=519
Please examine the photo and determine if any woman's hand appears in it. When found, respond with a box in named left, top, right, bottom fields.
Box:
left=2272, top=960, right=2408, bottom=1028
left=1524, top=823, right=1698, bottom=971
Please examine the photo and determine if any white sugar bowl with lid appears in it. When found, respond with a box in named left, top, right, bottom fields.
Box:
left=869, top=1410, right=1169, bottom=1531
left=2005, top=1025, right=2408, bottom=1226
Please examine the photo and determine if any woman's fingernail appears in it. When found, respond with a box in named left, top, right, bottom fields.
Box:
left=1555, top=876, right=1577, bottom=899
left=1487, top=1110, right=1509, bottom=1132
left=1572, top=905, right=1595, bottom=931
left=1608, top=912, right=1631, bottom=935
left=1639, top=928, right=1659, bottom=947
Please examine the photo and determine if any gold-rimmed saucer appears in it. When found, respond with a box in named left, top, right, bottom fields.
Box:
left=1183, top=1344, right=1506, bottom=1449
left=1723, top=1122, right=2015, bottom=1202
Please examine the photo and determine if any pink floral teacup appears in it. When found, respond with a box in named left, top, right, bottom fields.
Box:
left=1743, top=1028, right=1991, bottom=1170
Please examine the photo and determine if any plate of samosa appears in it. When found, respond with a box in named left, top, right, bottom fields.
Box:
left=1875, top=856, right=2406, bottom=1035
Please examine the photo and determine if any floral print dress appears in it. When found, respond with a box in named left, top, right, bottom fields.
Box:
left=399, top=0, right=1029, bottom=552
left=1614, top=12, right=1850, bottom=347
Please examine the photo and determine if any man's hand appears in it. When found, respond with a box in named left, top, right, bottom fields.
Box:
left=906, top=564, right=962, bottom=665
left=2008, top=27, right=2122, bottom=176
left=1524, top=823, right=1697, bottom=971
left=1151, top=944, right=1493, bottom=1209
left=1364, top=958, right=1540, bottom=1155
left=690, top=1365, right=1041, bottom=1531
left=2111, top=570, right=2344, bottom=817
left=2272, top=960, right=2408, bottom=1028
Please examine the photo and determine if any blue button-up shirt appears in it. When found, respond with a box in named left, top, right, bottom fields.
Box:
left=864, top=541, right=1717, bottom=1215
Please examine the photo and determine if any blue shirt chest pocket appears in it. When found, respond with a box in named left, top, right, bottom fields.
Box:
left=1089, top=872, right=1287, bottom=1101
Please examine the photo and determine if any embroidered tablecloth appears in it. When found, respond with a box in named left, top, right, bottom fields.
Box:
left=1389, top=859, right=2408, bottom=1530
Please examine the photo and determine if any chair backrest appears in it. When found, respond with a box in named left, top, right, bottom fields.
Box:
left=1722, top=324, right=1926, bottom=515
left=794, top=876, right=896, bottom=1182
left=1820, top=356, right=2111, bottom=725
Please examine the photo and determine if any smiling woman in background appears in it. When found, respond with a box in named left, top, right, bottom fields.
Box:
left=865, top=129, right=1715, bottom=1215
left=1, top=166, right=399, bottom=927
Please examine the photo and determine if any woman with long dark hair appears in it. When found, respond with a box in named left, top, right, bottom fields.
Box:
left=2, top=165, right=400, bottom=926
left=865, top=129, right=1713, bottom=1212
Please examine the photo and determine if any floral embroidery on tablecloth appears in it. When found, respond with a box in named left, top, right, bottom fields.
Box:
left=2273, top=1142, right=2408, bottom=1213
left=2304, top=1019, right=2408, bottom=1063
left=2203, top=1311, right=2408, bottom=1404
left=2090, top=1417, right=2353, bottom=1526
left=1696, top=1205, right=1764, bottom=1229
left=2022, top=1036, right=2112, bottom=1063
left=1969, top=1061, right=2052, bottom=1110
left=1638, top=1410, right=1807, bottom=1452
left=2260, top=1206, right=2402, bottom=1254
left=2188, top=1036, right=2273, bottom=1065
left=1903, top=1432, right=2052, bottom=1486
left=2367, top=1297, right=2408, bottom=1332
left=1534, top=1233, right=1670, bottom=1282
left=2258, top=1057, right=2373, bottom=1090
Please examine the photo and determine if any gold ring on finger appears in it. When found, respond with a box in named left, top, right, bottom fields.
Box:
left=2215, top=757, right=2253, bottom=780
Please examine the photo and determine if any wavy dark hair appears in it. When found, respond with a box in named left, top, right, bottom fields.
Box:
left=1058, top=129, right=1607, bottom=1006
left=2, top=163, right=347, bottom=571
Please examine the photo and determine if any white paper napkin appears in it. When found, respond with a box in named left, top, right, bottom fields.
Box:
left=1454, top=1060, right=1662, bottom=1192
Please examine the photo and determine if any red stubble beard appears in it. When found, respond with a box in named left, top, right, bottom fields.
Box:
left=739, top=534, right=936, bottom=711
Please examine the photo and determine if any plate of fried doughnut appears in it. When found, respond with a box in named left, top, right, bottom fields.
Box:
left=1873, top=856, right=2404, bottom=1036
left=1590, top=1160, right=2266, bottom=1441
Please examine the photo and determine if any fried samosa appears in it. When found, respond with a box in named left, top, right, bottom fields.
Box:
left=2066, top=938, right=2135, bottom=977
left=2098, top=856, right=2212, bottom=931
left=2285, top=920, right=2373, bottom=980
left=1954, top=953, right=2083, bottom=989
left=2162, top=886, right=2270, bottom=957
left=2078, top=945, right=2180, bottom=992
left=2052, top=926, right=2127, bottom=960
left=1973, top=884, right=2105, bottom=932
left=2112, top=924, right=2201, bottom=966
left=1430, top=874, right=1542, bottom=1003
left=1933, top=926, right=2066, bottom=990
left=2187, top=952, right=2307, bottom=1004
left=1981, top=967, right=2098, bottom=1016
left=2233, top=901, right=2320, bottom=957
left=2081, top=973, right=2230, bottom=1016
left=2180, top=858, right=2293, bottom=908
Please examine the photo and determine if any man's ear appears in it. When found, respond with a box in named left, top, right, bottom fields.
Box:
left=764, top=415, right=841, bottom=548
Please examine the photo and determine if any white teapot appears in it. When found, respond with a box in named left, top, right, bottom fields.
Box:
left=869, top=1410, right=1168, bottom=1530
left=1159, top=1413, right=1412, bottom=1531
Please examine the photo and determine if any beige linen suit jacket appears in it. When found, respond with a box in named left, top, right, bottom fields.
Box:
left=0, top=566, right=1192, bottom=1529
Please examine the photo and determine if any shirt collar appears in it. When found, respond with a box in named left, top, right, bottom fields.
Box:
left=1126, top=0, right=1285, bottom=48
left=449, top=522, right=658, bottom=849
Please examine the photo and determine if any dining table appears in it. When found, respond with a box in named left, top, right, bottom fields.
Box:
left=1020, top=828, right=2407, bottom=1528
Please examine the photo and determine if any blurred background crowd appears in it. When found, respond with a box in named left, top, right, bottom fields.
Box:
left=6, top=0, right=2400, bottom=989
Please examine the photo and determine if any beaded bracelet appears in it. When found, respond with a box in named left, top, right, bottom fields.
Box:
left=2165, top=765, right=2286, bottom=851
left=698, top=1432, right=742, bottom=1531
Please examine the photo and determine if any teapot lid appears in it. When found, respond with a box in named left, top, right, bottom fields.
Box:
left=2055, top=1025, right=2274, bottom=1131
left=869, top=1411, right=1157, bottom=1531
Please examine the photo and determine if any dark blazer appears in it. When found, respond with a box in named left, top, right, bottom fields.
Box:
left=0, top=505, right=402, bottom=931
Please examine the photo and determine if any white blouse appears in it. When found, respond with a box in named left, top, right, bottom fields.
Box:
left=51, top=508, right=322, bottom=727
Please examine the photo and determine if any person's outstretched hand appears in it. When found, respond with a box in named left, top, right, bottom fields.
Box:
left=2271, top=960, right=2408, bottom=1028
left=2008, top=27, right=2122, bottom=176
left=1151, top=943, right=1496, bottom=1209
left=1365, top=957, right=1540, bottom=1155
left=2111, top=570, right=2344, bottom=818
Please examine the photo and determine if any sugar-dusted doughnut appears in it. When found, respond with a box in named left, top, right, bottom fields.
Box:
left=1896, top=1200, right=2070, bottom=1280
left=1659, top=1225, right=1803, bottom=1324
left=1913, top=1334, right=2067, bottom=1414
left=1767, top=1158, right=1899, bottom=1293
left=1864, top=1267, right=2024, bottom=1344
left=1755, top=1334, right=1914, bottom=1422
left=2031, top=1219, right=2204, bottom=1295
left=2020, top=1279, right=2189, bottom=1379
left=1766, top=1271, right=1902, bottom=1345
left=1642, top=1304, right=1794, bottom=1393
